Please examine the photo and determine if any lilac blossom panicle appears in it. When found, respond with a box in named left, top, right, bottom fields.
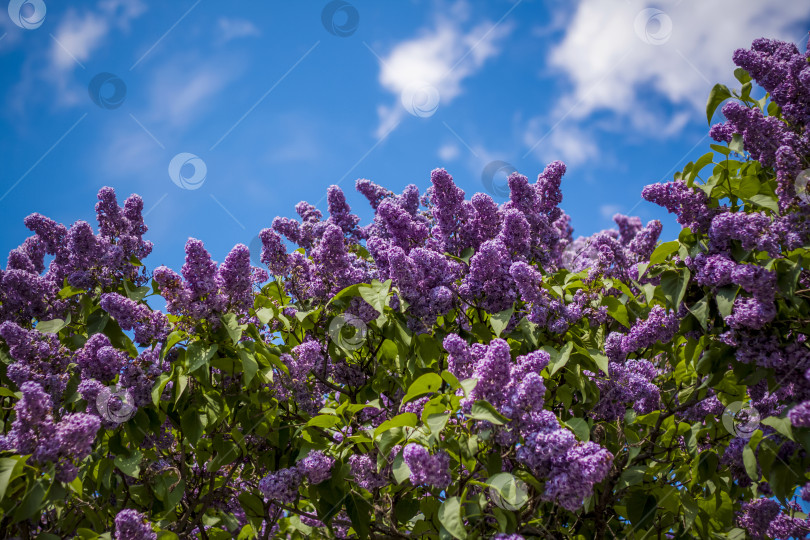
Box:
left=297, top=450, right=334, bottom=484
left=259, top=467, right=303, bottom=504
left=402, top=444, right=451, bottom=490
left=114, top=509, right=157, bottom=540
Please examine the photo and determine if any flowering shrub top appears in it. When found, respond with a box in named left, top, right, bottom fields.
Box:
left=1, top=35, right=810, bottom=539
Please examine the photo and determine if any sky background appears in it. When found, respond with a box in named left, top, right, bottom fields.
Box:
left=1, top=0, right=810, bottom=273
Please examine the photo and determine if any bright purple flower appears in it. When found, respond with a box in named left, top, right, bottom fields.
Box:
left=115, top=509, right=156, bottom=540
left=298, top=450, right=334, bottom=484
left=402, top=444, right=451, bottom=489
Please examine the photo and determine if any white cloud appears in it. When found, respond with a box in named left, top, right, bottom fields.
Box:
left=548, top=0, right=809, bottom=120
left=144, top=59, right=238, bottom=129
left=599, top=204, right=622, bottom=219
left=523, top=0, right=809, bottom=168
left=40, top=0, right=146, bottom=106
left=217, top=18, right=260, bottom=43
left=373, top=2, right=513, bottom=137
left=524, top=118, right=599, bottom=167
left=438, top=143, right=460, bottom=162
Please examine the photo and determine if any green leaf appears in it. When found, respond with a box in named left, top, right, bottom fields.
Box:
left=36, top=318, right=68, bottom=334
left=649, top=241, right=680, bottom=266
left=548, top=342, right=574, bottom=377
left=747, top=194, right=779, bottom=213
left=255, top=307, right=274, bottom=326
left=602, top=296, right=630, bottom=328
left=402, top=373, right=443, bottom=404
left=715, top=286, right=738, bottom=319
left=237, top=349, right=258, bottom=386
left=358, top=279, right=392, bottom=314
left=392, top=452, right=410, bottom=485
left=346, top=493, right=372, bottom=540
left=114, top=450, right=142, bottom=478
left=426, top=412, right=450, bottom=435
left=438, top=496, right=466, bottom=540
left=661, top=268, right=690, bottom=310
left=566, top=418, right=590, bottom=441
left=221, top=313, right=245, bottom=344
left=737, top=175, right=760, bottom=198
left=490, top=305, right=514, bottom=338
left=0, top=457, right=23, bottom=501
left=687, top=296, right=710, bottom=331
left=626, top=492, right=657, bottom=530
left=742, top=445, right=758, bottom=481
left=686, top=152, right=715, bottom=186
left=734, top=67, right=752, bottom=84
left=706, top=83, right=732, bottom=123
left=307, top=415, right=341, bottom=429
left=186, top=341, right=218, bottom=373
left=468, top=401, right=509, bottom=426
left=13, top=480, right=46, bottom=522
left=374, top=413, right=418, bottom=439
left=589, top=349, right=609, bottom=376
left=761, top=416, right=794, bottom=441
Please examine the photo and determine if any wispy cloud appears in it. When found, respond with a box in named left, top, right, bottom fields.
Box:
left=372, top=1, right=514, bottom=137
left=216, top=17, right=260, bottom=44
left=523, top=0, right=809, bottom=168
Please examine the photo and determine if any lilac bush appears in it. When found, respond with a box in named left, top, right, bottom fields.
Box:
left=0, top=35, right=810, bottom=539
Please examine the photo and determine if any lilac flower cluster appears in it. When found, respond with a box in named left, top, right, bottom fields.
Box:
left=1, top=188, right=152, bottom=326
left=605, top=306, right=679, bottom=361
left=402, top=444, right=451, bottom=490
left=259, top=450, right=336, bottom=502
left=153, top=240, right=263, bottom=326
left=0, top=321, right=71, bottom=401
left=738, top=498, right=810, bottom=540
left=114, top=509, right=157, bottom=540
left=297, top=450, right=335, bottom=484
left=516, top=410, right=612, bottom=511
left=590, top=360, right=659, bottom=420
left=1, top=382, right=100, bottom=482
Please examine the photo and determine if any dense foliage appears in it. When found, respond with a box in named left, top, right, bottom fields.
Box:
left=2, top=35, right=810, bottom=539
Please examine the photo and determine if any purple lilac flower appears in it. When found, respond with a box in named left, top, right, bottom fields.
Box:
left=402, top=444, right=451, bottom=490
left=348, top=454, right=387, bottom=491
left=641, top=180, right=715, bottom=233
left=259, top=467, right=303, bottom=504
left=788, top=400, right=810, bottom=427
left=298, top=450, right=335, bottom=484
left=114, top=509, right=156, bottom=540
left=216, top=243, right=254, bottom=314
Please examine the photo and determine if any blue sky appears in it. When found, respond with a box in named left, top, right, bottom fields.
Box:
left=1, top=0, right=809, bottom=273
